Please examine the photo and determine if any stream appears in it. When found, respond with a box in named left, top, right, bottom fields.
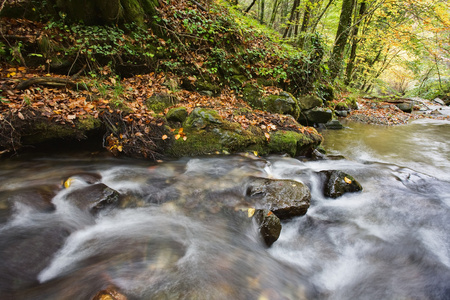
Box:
left=0, top=119, right=449, bottom=299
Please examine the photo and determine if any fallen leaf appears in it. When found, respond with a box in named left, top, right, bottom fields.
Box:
left=344, top=177, right=352, bottom=184
left=64, top=178, right=73, bottom=188
left=17, top=111, right=24, bottom=120
left=162, top=134, right=168, bottom=140
left=248, top=208, right=256, bottom=218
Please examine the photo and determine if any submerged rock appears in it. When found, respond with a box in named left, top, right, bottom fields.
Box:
left=320, top=170, right=362, bottom=198
left=246, top=177, right=311, bottom=219
left=254, top=209, right=282, bottom=247
left=65, top=183, right=121, bottom=214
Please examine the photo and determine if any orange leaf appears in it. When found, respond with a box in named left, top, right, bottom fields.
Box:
left=178, top=127, right=184, bottom=134
left=344, top=177, right=352, bottom=184
left=162, top=134, right=168, bottom=140
left=264, top=132, right=270, bottom=141
left=175, top=134, right=181, bottom=140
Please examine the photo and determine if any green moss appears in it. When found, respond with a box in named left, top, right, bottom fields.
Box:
left=166, top=107, right=188, bottom=123
left=76, top=116, right=102, bottom=131
left=145, top=94, right=177, bottom=113
left=22, top=122, right=77, bottom=144
left=262, top=92, right=300, bottom=119
left=185, top=108, right=223, bottom=129
left=268, top=131, right=301, bottom=157
left=122, top=0, right=145, bottom=26
left=334, top=102, right=348, bottom=111
left=242, top=84, right=263, bottom=109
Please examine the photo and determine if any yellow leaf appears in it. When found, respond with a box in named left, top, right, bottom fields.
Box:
left=344, top=177, right=352, bottom=184
left=248, top=208, right=256, bottom=218
left=264, top=132, right=270, bottom=140
left=175, top=134, right=181, bottom=140
left=253, top=151, right=258, bottom=156
left=117, top=145, right=123, bottom=152
left=64, top=178, right=73, bottom=188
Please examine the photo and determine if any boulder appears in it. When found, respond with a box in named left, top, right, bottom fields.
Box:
left=325, top=119, right=344, bottom=130
left=297, top=94, right=323, bottom=110
left=268, top=130, right=323, bottom=157
left=185, top=107, right=223, bottom=129
left=166, top=107, right=188, bottom=123
left=261, top=92, right=300, bottom=119
left=246, top=177, right=311, bottom=219
left=395, top=102, right=413, bottom=113
left=298, top=108, right=332, bottom=126
left=320, top=170, right=362, bottom=198
left=254, top=209, right=281, bottom=247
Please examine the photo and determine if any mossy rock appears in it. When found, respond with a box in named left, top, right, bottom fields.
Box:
left=297, top=94, right=323, bottom=110
left=261, top=92, right=300, bottom=119
left=345, top=96, right=358, bottom=109
left=241, top=84, right=264, bottom=109
left=21, top=117, right=103, bottom=145
left=298, top=108, right=332, bottom=126
left=194, top=80, right=221, bottom=96
left=166, top=125, right=265, bottom=158
left=268, top=131, right=302, bottom=157
left=268, top=129, right=323, bottom=157
left=166, top=107, right=188, bottom=123
left=185, top=107, right=223, bottom=129
left=318, top=84, right=335, bottom=102
left=145, top=94, right=178, bottom=113
left=166, top=108, right=266, bottom=157
left=334, top=102, right=348, bottom=111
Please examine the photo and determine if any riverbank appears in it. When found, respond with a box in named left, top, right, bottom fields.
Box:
left=0, top=64, right=323, bottom=159
left=346, top=97, right=450, bottom=126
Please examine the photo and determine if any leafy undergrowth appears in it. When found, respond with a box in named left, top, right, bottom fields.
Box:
left=0, top=63, right=307, bottom=158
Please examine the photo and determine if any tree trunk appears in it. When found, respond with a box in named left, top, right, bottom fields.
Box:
left=328, top=0, right=355, bottom=81
left=245, top=0, right=257, bottom=13
left=298, top=0, right=315, bottom=48
left=345, top=1, right=366, bottom=85
left=42, top=0, right=159, bottom=26
left=260, top=0, right=265, bottom=24
left=310, top=0, right=335, bottom=33
left=283, top=0, right=300, bottom=39
left=269, top=0, right=281, bottom=26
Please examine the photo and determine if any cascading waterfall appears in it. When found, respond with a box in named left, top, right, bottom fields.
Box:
left=0, top=119, right=449, bottom=300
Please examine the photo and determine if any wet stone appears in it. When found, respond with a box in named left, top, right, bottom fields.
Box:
left=320, top=170, right=363, bottom=198
left=65, top=183, right=121, bottom=214
left=246, top=177, right=311, bottom=219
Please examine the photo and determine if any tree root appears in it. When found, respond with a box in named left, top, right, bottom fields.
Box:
left=15, top=77, right=89, bottom=91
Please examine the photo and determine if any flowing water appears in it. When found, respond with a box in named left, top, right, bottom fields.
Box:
left=0, top=119, right=449, bottom=299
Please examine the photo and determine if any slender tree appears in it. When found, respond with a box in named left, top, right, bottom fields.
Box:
left=328, top=0, right=356, bottom=81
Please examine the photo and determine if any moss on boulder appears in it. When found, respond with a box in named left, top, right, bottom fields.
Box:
left=261, top=92, right=300, bottom=119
